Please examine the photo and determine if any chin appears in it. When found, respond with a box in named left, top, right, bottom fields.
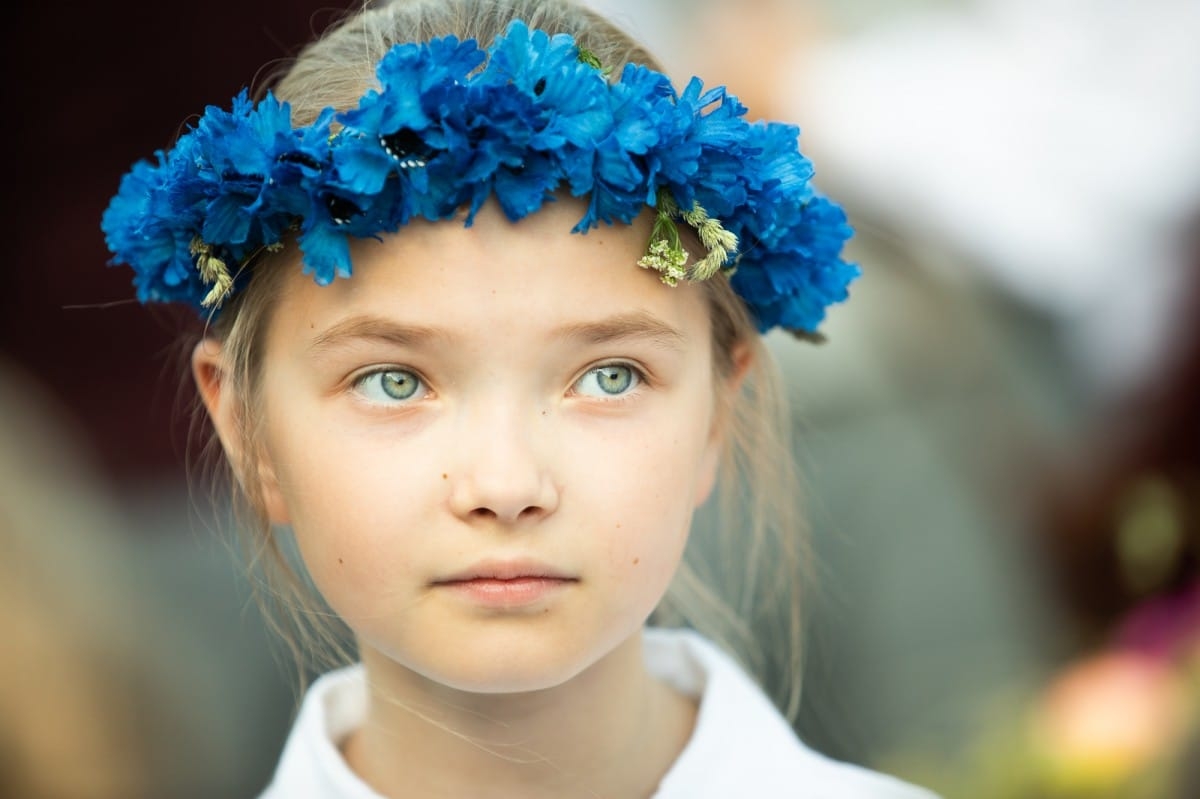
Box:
left=421, top=635, right=606, bottom=695
left=372, top=620, right=638, bottom=696
left=429, top=664, right=582, bottom=695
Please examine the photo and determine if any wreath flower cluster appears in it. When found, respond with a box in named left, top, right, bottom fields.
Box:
left=101, top=20, right=858, bottom=336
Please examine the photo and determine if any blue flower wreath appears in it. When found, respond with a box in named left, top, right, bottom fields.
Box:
left=101, top=20, right=858, bottom=336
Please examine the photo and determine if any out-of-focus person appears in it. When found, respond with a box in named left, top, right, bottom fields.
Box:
left=0, top=358, right=227, bottom=799
left=0, top=359, right=155, bottom=798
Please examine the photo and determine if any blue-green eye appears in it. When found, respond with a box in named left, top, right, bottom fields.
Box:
left=355, top=369, right=426, bottom=403
left=574, top=364, right=641, bottom=397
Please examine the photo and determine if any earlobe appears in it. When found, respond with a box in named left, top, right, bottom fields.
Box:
left=191, top=339, right=291, bottom=525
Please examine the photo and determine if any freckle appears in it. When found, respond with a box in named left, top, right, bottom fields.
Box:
left=338, top=558, right=344, bottom=565
left=632, top=557, right=640, bottom=566
left=615, top=523, right=621, bottom=529
left=442, top=473, right=448, bottom=480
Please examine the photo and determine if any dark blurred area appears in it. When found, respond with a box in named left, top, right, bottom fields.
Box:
left=1, top=1, right=348, bottom=487
left=1033, top=221, right=1200, bottom=632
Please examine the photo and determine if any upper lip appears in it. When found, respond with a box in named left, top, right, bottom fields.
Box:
left=434, top=559, right=578, bottom=584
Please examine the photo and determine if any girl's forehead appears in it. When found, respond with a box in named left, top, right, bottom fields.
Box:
left=270, top=199, right=711, bottom=347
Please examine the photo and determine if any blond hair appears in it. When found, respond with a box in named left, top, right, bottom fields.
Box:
left=201, top=0, right=810, bottom=720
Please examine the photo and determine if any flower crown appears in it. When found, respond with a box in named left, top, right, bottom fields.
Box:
left=101, top=20, right=858, bottom=337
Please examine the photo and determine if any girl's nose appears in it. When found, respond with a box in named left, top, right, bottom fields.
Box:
left=446, top=406, right=559, bottom=525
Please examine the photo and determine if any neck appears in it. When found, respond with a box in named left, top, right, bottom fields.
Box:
left=342, top=630, right=697, bottom=799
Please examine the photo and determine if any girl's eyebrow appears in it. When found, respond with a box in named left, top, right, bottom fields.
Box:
left=307, top=311, right=687, bottom=353
left=307, top=316, right=452, bottom=353
left=553, top=311, right=687, bottom=351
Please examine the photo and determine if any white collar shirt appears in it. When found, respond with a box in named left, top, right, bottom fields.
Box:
left=259, top=627, right=939, bottom=798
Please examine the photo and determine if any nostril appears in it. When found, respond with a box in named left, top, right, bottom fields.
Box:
left=468, top=504, right=545, bottom=522
left=517, top=505, right=545, bottom=521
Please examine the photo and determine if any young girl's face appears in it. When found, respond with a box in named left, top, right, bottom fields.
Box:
left=243, top=197, right=727, bottom=694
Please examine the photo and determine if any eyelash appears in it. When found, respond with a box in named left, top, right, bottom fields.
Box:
left=570, top=361, right=648, bottom=401
left=351, top=367, right=430, bottom=405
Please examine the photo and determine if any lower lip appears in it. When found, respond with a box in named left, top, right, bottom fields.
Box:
left=436, top=577, right=575, bottom=607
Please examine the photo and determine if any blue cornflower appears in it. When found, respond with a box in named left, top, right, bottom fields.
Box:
left=667, top=80, right=752, bottom=219
left=101, top=152, right=206, bottom=306
left=338, top=36, right=484, bottom=198
left=484, top=21, right=609, bottom=152
left=567, top=63, right=674, bottom=230
left=188, top=90, right=304, bottom=251
left=728, top=123, right=815, bottom=247
left=731, top=196, right=858, bottom=333
left=434, top=81, right=547, bottom=222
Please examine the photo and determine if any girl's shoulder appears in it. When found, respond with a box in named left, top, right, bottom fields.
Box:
left=257, top=664, right=374, bottom=799
left=645, top=627, right=940, bottom=798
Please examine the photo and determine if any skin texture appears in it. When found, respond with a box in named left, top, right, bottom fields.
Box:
left=194, top=197, right=737, bottom=797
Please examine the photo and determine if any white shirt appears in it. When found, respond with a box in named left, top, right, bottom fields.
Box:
left=259, top=627, right=938, bottom=797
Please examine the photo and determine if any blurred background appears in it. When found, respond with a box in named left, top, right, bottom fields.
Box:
left=2, top=0, right=1198, bottom=796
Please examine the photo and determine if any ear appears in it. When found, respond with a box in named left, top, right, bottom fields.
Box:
left=725, top=339, right=755, bottom=400
left=712, top=338, right=753, bottom=439
left=694, top=339, right=755, bottom=507
left=191, top=339, right=291, bottom=524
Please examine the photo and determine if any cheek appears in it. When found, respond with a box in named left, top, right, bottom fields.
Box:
left=259, top=407, right=432, bottom=611
left=592, top=420, right=713, bottom=584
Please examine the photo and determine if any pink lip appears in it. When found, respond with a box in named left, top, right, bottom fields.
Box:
left=433, top=561, right=578, bottom=608
left=436, top=559, right=576, bottom=583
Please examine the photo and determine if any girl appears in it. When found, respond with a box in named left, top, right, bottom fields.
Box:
left=102, top=0, right=939, bottom=796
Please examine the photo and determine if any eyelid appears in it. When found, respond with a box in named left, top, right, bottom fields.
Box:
left=349, top=364, right=432, bottom=405
left=570, top=359, right=650, bottom=399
